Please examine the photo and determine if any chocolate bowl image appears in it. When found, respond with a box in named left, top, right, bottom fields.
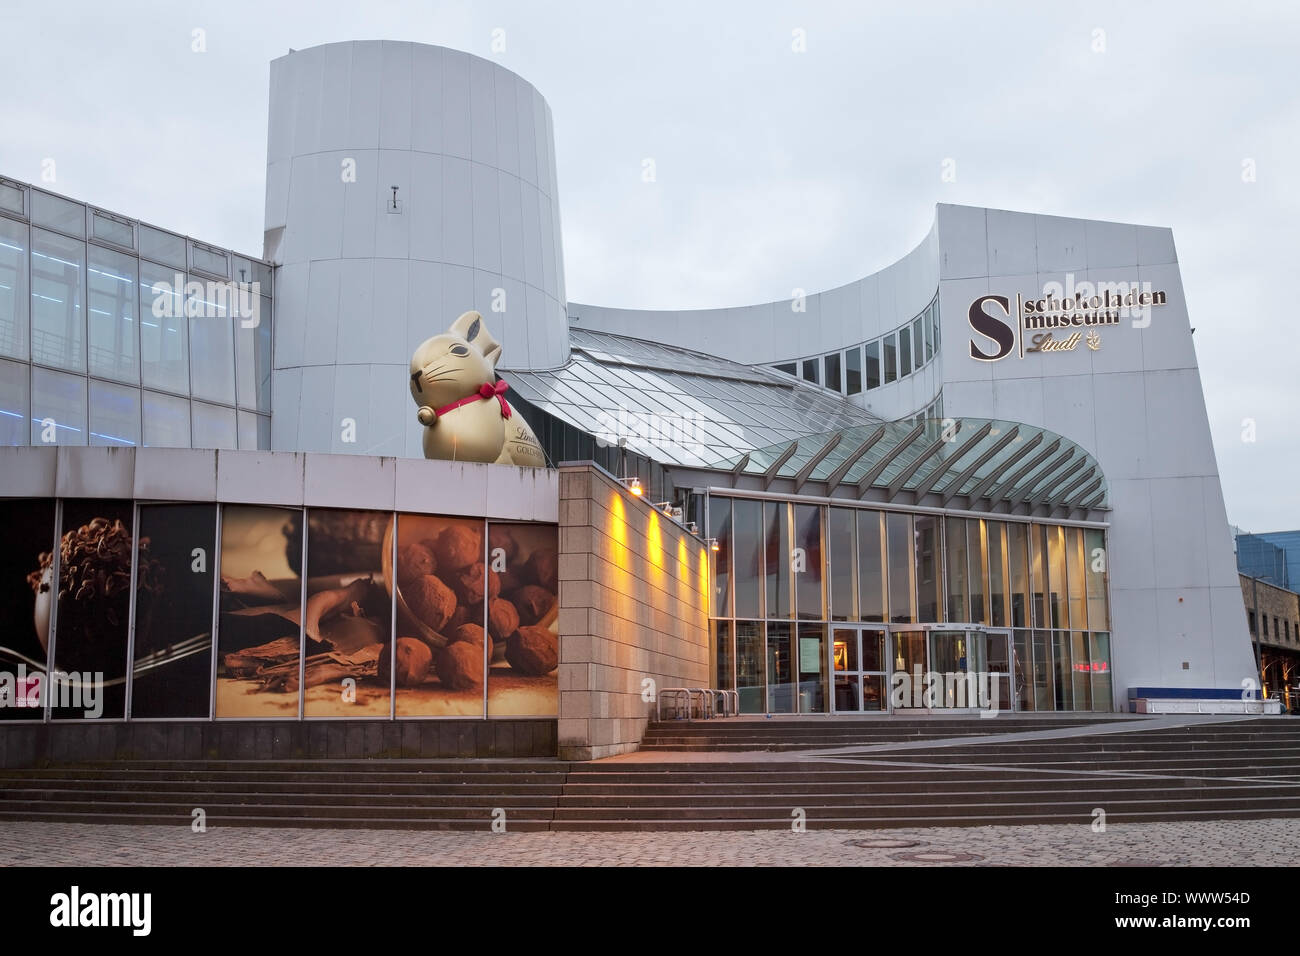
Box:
left=27, top=516, right=162, bottom=682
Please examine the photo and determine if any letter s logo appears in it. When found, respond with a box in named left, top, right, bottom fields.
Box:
left=968, top=294, right=1016, bottom=362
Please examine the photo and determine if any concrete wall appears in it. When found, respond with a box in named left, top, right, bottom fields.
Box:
left=935, top=204, right=1257, bottom=700
left=265, top=40, right=570, bottom=459
left=0, top=719, right=556, bottom=768
left=0, top=445, right=558, bottom=521
left=556, top=464, right=710, bottom=759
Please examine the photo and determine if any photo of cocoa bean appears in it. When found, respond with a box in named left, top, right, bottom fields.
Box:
left=506, top=626, right=558, bottom=676
left=436, top=641, right=483, bottom=691
left=405, top=573, right=457, bottom=632
left=508, top=584, right=556, bottom=626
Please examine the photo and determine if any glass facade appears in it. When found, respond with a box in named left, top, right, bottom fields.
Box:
left=710, top=493, right=1112, bottom=713
left=0, top=178, right=272, bottom=451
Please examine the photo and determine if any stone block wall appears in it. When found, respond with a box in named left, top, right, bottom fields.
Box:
left=556, top=465, right=711, bottom=759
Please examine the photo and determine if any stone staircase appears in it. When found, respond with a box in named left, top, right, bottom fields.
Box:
left=3, top=717, right=1300, bottom=831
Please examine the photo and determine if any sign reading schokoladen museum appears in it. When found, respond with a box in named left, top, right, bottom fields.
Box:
left=967, top=278, right=1168, bottom=361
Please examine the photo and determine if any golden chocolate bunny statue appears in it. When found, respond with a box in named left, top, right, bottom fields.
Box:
left=409, top=311, right=547, bottom=468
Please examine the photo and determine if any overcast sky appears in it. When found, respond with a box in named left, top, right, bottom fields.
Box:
left=3, top=0, right=1297, bottom=529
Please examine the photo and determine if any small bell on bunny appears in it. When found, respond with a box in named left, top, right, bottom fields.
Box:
left=409, top=310, right=547, bottom=467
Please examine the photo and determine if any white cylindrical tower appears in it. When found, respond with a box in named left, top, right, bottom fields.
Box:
left=264, top=40, right=568, bottom=457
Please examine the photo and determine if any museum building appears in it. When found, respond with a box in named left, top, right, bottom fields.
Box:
left=0, top=41, right=1260, bottom=762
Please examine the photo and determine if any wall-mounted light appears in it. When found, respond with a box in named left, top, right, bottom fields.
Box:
left=618, top=476, right=643, bottom=497
left=708, top=537, right=720, bottom=552
left=686, top=521, right=699, bottom=535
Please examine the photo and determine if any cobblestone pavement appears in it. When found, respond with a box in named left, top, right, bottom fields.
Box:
left=2, top=818, right=1296, bottom=866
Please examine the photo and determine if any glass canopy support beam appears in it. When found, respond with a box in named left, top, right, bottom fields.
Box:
left=824, top=426, right=887, bottom=494
left=793, top=433, right=843, bottom=493
left=954, top=429, right=1041, bottom=506
left=855, top=422, right=926, bottom=498
left=907, top=421, right=994, bottom=501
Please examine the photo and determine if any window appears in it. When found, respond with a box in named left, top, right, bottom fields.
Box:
left=188, top=273, right=236, bottom=404
left=845, top=346, right=861, bottom=395
left=31, top=190, right=85, bottom=238
left=190, top=241, right=229, bottom=278
left=899, top=325, right=912, bottom=377
left=88, top=379, right=139, bottom=446
left=142, top=390, right=190, bottom=447
left=774, top=362, right=796, bottom=377
left=924, top=305, right=935, bottom=361
left=824, top=352, right=841, bottom=393
left=0, top=357, right=27, bottom=445
left=912, top=317, right=924, bottom=367
left=1248, top=610, right=1256, bottom=635
left=30, top=366, right=86, bottom=445
left=1262, top=614, right=1268, bottom=636
left=91, top=210, right=134, bottom=249
left=883, top=333, right=897, bottom=384
left=192, top=400, right=237, bottom=449
left=864, top=340, right=881, bottom=390
left=0, top=216, right=29, bottom=360
left=0, top=179, right=24, bottom=216
left=139, top=261, right=189, bottom=394
left=139, top=226, right=186, bottom=269
left=30, top=228, right=85, bottom=371
left=801, top=357, right=820, bottom=385
left=87, top=244, right=138, bottom=383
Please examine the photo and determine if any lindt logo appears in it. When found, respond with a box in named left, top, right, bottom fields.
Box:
left=968, top=275, right=1167, bottom=361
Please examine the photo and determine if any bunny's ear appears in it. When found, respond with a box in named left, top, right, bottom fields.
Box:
left=449, top=310, right=503, bottom=368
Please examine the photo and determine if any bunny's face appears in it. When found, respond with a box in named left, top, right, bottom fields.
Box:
left=409, top=331, right=496, bottom=408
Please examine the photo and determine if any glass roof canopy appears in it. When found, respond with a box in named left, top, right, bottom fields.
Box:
left=507, top=328, right=881, bottom=468
left=507, top=328, right=1107, bottom=517
left=718, top=418, right=1109, bottom=514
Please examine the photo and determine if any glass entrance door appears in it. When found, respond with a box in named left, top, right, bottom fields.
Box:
left=831, top=626, right=887, bottom=713
left=886, top=625, right=1017, bottom=712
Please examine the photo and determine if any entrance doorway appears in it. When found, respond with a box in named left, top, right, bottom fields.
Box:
left=831, top=624, right=1014, bottom=713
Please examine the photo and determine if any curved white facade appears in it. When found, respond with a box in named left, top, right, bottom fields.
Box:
left=569, top=222, right=943, bottom=423
left=265, top=40, right=569, bottom=457
left=254, top=40, right=1255, bottom=699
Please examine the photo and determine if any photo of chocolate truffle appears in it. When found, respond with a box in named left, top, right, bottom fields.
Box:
left=381, top=637, right=432, bottom=687
left=396, top=541, right=437, bottom=587
left=405, top=573, right=457, bottom=632
left=477, top=597, right=520, bottom=643
left=506, top=626, right=559, bottom=676
left=450, top=622, right=493, bottom=661
left=487, top=525, right=519, bottom=564
left=523, top=547, right=559, bottom=592
left=436, top=641, right=483, bottom=691
left=508, top=584, right=556, bottom=626
left=450, top=561, right=500, bottom=606
left=434, top=524, right=482, bottom=572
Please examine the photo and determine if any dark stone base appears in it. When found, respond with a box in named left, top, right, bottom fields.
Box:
left=0, top=719, right=558, bottom=768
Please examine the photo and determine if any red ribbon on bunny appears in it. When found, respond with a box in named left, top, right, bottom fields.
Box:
left=434, top=379, right=513, bottom=420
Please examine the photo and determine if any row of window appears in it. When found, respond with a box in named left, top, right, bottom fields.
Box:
left=1249, top=610, right=1300, bottom=645
left=0, top=178, right=272, bottom=286
left=0, top=358, right=269, bottom=449
left=711, top=621, right=1112, bottom=713
left=0, top=214, right=272, bottom=412
left=772, top=296, right=940, bottom=396
left=707, top=496, right=1109, bottom=632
